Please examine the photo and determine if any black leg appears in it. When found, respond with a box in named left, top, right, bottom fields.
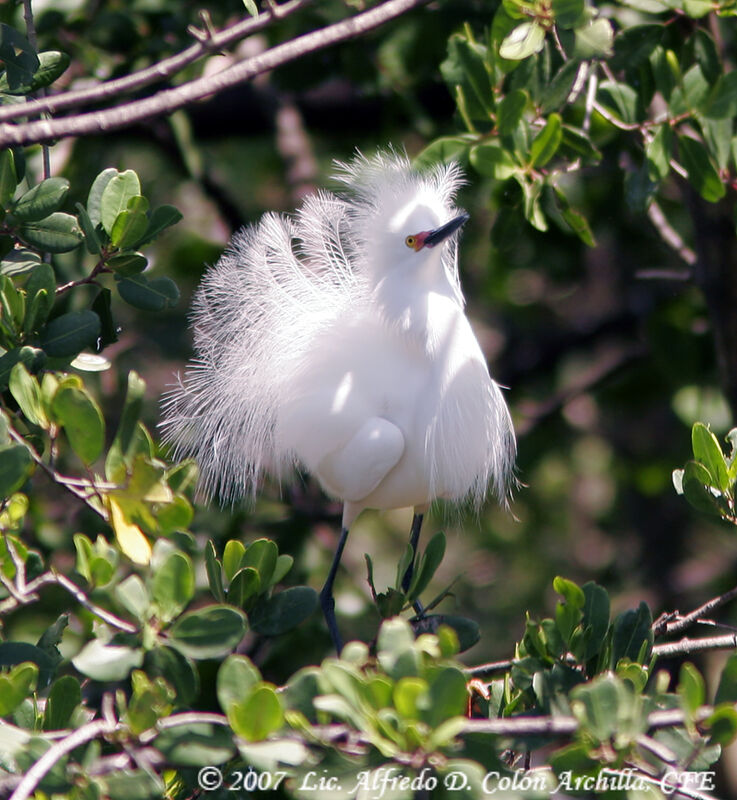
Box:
left=320, top=526, right=349, bottom=653
left=401, top=513, right=425, bottom=615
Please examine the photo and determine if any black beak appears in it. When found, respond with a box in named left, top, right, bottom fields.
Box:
left=423, top=212, right=469, bottom=248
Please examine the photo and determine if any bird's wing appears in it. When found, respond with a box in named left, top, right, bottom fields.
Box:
left=316, top=416, right=405, bottom=503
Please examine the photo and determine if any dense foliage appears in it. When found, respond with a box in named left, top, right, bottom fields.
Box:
left=2, top=0, right=737, bottom=798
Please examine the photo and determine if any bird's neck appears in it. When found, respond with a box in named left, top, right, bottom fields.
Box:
left=372, top=261, right=462, bottom=347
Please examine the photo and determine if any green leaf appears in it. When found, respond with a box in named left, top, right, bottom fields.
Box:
left=40, top=310, right=100, bottom=358
left=241, top=538, right=279, bottom=588
left=0, top=444, right=33, bottom=499
left=105, top=370, right=146, bottom=481
left=75, top=203, right=102, bottom=255
left=611, top=602, right=652, bottom=667
left=228, top=684, right=283, bottom=741
left=137, top=204, right=182, bottom=246
left=91, top=287, right=117, bottom=350
left=0, top=642, right=55, bottom=688
left=145, top=646, right=200, bottom=706
left=217, top=654, right=261, bottom=712
left=599, top=81, right=639, bottom=124
left=243, top=0, right=259, bottom=17
left=715, top=653, right=737, bottom=704
left=249, top=586, right=319, bottom=636
left=71, top=639, right=144, bottom=681
left=393, top=675, right=428, bottom=719
left=0, top=662, right=38, bottom=715
left=610, top=24, right=663, bottom=70
left=679, top=135, right=726, bottom=203
left=407, top=531, right=446, bottom=601
left=0, top=50, right=69, bottom=94
left=693, top=28, right=720, bottom=84
left=9, top=362, right=46, bottom=427
left=0, top=346, right=45, bottom=390
left=529, top=113, right=562, bottom=167
left=705, top=705, right=737, bottom=747
left=115, top=574, right=151, bottom=621
left=554, top=576, right=585, bottom=642
left=271, top=554, right=294, bottom=587
left=425, top=666, right=468, bottom=727
left=100, top=170, right=141, bottom=235
left=1, top=248, right=40, bottom=277
left=691, top=422, right=729, bottom=492
left=0, top=149, right=18, bottom=208
left=106, top=252, right=147, bottom=276
left=24, top=262, right=56, bottom=333
left=152, top=550, right=195, bottom=623
left=413, top=614, right=480, bottom=652
left=51, top=384, right=105, bottom=464
left=677, top=662, right=704, bottom=716
left=499, top=22, right=546, bottom=61
left=497, top=89, right=528, bottom=137
left=20, top=212, right=83, bottom=253
left=12, top=178, right=70, bottom=222
left=117, top=274, right=179, bottom=312
left=43, top=675, right=81, bottom=730
left=228, top=566, right=260, bottom=608
left=110, top=210, right=149, bottom=250
left=552, top=185, right=595, bottom=246
left=0, top=24, right=39, bottom=90
left=156, top=495, right=194, bottom=534
left=205, top=540, right=225, bottom=602
left=540, top=60, right=581, bottom=114
left=572, top=18, right=613, bottom=59
left=682, top=459, right=722, bottom=515
left=582, top=581, right=610, bottom=660
left=168, top=605, right=247, bottom=659
left=469, top=142, right=518, bottom=180
left=223, top=540, right=246, bottom=582
left=87, top=168, right=118, bottom=229
left=646, top=124, right=673, bottom=181
left=552, top=0, right=585, bottom=28
left=413, top=137, right=473, bottom=171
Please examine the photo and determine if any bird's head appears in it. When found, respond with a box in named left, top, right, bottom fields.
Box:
left=367, top=187, right=468, bottom=288
left=334, top=151, right=467, bottom=301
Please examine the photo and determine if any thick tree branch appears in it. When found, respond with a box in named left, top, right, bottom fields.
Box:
left=0, top=0, right=312, bottom=125
left=0, top=0, right=431, bottom=148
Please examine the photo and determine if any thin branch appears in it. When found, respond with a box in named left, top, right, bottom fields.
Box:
left=6, top=425, right=109, bottom=521
left=10, top=717, right=119, bottom=800
left=0, top=0, right=312, bottom=124
left=0, top=570, right=138, bottom=633
left=644, top=200, right=697, bottom=267
left=516, top=343, right=647, bottom=436
left=0, top=0, right=431, bottom=148
left=22, top=0, right=50, bottom=180
left=636, top=734, right=678, bottom=765
left=655, top=585, right=737, bottom=637
left=652, top=633, right=737, bottom=659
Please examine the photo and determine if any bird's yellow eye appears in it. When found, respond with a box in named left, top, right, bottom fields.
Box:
left=405, top=235, right=416, bottom=249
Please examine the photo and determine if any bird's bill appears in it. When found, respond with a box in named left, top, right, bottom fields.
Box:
left=422, top=212, right=469, bottom=248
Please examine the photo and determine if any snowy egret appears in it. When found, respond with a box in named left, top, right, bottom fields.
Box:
left=161, top=150, right=515, bottom=650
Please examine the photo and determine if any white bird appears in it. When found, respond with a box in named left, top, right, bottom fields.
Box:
left=161, top=150, right=515, bottom=651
